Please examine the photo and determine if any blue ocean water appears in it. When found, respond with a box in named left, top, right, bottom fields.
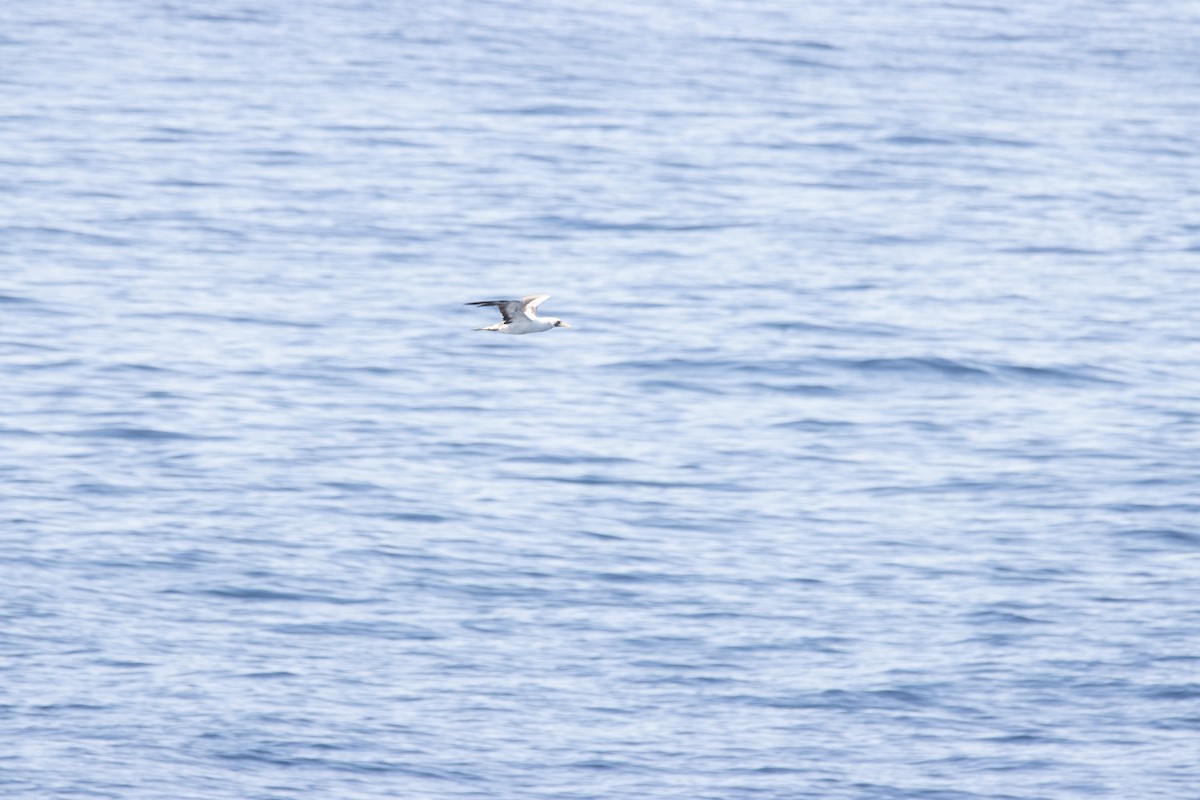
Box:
left=3, top=1, right=1199, bottom=797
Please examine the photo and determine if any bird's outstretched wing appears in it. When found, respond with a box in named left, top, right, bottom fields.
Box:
left=465, top=299, right=525, bottom=324
left=521, top=294, right=551, bottom=313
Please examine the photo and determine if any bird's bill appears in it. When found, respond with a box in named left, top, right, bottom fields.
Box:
left=558, top=321, right=572, bottom=328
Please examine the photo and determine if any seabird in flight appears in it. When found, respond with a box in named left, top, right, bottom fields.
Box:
left=466, top=294, right=571, bottom=335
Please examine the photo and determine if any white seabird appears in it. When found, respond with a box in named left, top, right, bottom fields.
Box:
left=465, top=294, right=572, bottom=335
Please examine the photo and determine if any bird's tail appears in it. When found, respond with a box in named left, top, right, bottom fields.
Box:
left=473, top=324, right=501, bottom=332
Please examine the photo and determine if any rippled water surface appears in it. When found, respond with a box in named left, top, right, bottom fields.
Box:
left=4, top=1, right=1200, bottom=798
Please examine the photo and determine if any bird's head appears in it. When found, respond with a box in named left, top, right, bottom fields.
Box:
left=552, top=319, right=572, bottom=328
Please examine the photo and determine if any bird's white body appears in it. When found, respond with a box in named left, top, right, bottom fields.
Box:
left=466, top=294, right=571, bottom=335
left=477, top=317, right=556, bottom=335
